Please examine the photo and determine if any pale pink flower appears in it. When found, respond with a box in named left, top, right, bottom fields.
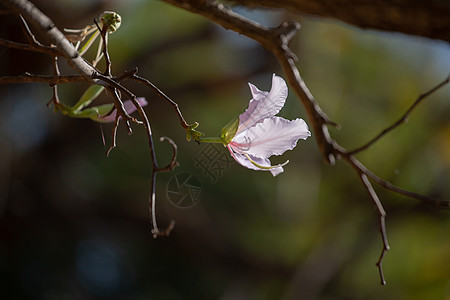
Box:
left=225, top=74, right=311, bottom=176
left=97, top=97, right=148, bottom=123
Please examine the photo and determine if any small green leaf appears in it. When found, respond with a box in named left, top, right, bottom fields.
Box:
left=73, top=85, right=105, bottom=111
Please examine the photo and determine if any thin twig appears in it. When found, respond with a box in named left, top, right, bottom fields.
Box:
left=94, top=72, right=178, bottom=236
left=359, top=173, right=390, bottom=285
left=348, top=75, right=450, bottom=155
left=341, top=153, right=450, bottom=208
left=18, top=14, right=40, bottom=45
left=0, top=37, right=59, bottom=55
left=110, top=87, right=133, bottom=134
left=158, top=136, right=179, bottom=171
left=47, top=55, right=61, bottom=107
left=106, top=114, right=120, bottom=157
left=130, top=74, right=189, bottom=129
left=94, top=18, right=112, bottom=76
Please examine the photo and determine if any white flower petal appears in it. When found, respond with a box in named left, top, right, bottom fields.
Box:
left=237, top=74, right=288, bottom=134
left=248, top=83, right=268, bottom=101
left=232, top=116, right=310, bottom=158
left=228, top=145, right=284, bottom=176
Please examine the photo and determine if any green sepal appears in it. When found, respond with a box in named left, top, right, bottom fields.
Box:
left=72, top=85, right=105, bottom=112
left=220, top=118, right=239, bottom=145
left=186, top=122, right=205, bottom=142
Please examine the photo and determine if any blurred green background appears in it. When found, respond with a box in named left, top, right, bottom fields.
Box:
left=0, top=0, right=449, bottom=299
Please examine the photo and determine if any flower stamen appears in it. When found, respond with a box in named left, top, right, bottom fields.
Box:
left=243, top=153, right=289, bottom=170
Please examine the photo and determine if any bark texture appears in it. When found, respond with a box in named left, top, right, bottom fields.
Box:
left=234, top=0, right=450, bottom=42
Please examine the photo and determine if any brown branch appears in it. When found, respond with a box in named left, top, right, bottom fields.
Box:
left=346, top=155, right=450, bottom=208
left=0, top=37, right=59, bottom=55
left=94, top=18, right=112, bottom=76
left=18, top=14, right=39, bottom=45
left=3, top=0, right=97, bottom=82
left=130, top=74, right=189, bottom=130
left=359, top=173, right=389, bottom=285
left=158, top=136, right=179, bottom=171
left=348, top=75, right=450, bottom=155
left=233, top=0, right=450, bottom=43
left=106, top=114, right=120, bottom=157
left=0, top=73, right=89, bottom=84
left=47, top=55, right=61, bottom=107
left=93, top=72, right=178, bottom=236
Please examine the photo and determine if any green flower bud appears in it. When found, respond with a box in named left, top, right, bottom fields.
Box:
left=100, top=11, right=121, bottom=33
left=221, top=118, right=239, bottom=145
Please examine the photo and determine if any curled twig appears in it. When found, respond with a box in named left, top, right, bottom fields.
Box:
left=150, top=137, right=178, bottom=238
left=158, top=136, right=179, bottom=171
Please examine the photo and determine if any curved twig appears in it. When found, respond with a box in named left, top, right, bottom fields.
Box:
left=130, top=74, right=189, bottom=129
left=158, top=136, right=179, bottom=171
left=348, top=75, right=450, bottom=155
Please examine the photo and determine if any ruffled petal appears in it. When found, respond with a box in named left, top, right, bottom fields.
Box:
left=248, top=83, right=268, bottom=101
left=227, top=145, right=284, bottom=176
left=100, top=97, right=148, bottom=123
left=232, top=116, right=310, bottom=158
left=237, top=74, right=288, bottom=134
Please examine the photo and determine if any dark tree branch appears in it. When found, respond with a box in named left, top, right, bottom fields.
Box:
left=359, top=174, right=389, bottom=285
left=3, top=0, right=97, bottom=81
left=93, top=72, right=177, bottom=237
left=130, top=74, right=189, bottom=130
left=348, top=155, right=450, bottom=209
left=233, top=0, right=450, bottom=42
left=18, top=14, right=39, bottom=45
left=47, top=55, right=61, bottom=107
left=348, top=75, right=450, bottom=155
left=0, top=73, right=89, bottom=84
left=0, top=37, right=59, bottom=55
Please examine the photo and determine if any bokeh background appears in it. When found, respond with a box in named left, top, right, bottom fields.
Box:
left=0, top=0, right=449, bottom=299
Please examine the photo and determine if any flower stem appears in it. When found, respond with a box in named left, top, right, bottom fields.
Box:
left=199, top=136, right=224, bottom=144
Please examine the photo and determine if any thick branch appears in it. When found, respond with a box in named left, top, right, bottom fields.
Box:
left=234, top=0, right=450, bottom=42
left=3, top=0, right=97, bottom=81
